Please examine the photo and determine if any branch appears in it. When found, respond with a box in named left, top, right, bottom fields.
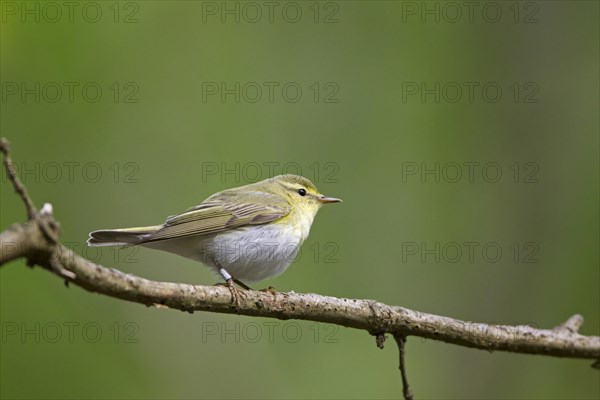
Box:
left=1, top=139, right=599, bottom=398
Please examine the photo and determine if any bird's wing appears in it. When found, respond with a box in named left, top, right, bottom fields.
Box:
left=143, top=191, right=290, bottom=243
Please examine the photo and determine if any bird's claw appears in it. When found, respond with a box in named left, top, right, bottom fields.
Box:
left=225, top=279, right=247, bottom=307
left=214, top=280, right=248, bottom=307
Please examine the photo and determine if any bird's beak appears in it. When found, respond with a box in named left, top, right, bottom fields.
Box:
left=317, top=195, right=343, bottom=204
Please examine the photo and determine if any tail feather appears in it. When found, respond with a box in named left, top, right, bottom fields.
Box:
left=87, top=225, right=161, bottom=247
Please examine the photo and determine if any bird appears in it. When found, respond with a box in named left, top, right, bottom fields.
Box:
left=87, top=174, right=341, bottom=302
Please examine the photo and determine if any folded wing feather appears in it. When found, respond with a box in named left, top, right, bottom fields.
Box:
left=143, top=192, right=290, bottom=243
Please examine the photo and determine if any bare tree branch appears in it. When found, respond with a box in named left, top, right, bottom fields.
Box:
left=2, top=218, right=598, bottom=358
left=1, top=138, right=599, bottom=398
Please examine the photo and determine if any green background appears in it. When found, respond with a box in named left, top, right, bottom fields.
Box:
left=1, top=1, right=598, bottom=399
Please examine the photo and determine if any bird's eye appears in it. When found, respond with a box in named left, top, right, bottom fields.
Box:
left=297, top=188, right=307, bottom=196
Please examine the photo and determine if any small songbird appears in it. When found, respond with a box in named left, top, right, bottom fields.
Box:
left=88, top=175, right=341, bottom=300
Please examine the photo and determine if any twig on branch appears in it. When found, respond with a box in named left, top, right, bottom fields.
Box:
left=394, top=335, right=413, bottom=400
left=1, top=138, right=599, bottom=397
left=0, top=138, right=38, bottom=219
left=375, top=333, right=387, bottom=349
left=0, top=138, right=60, bottom=244
left=555, top=314, right=584, bottom=334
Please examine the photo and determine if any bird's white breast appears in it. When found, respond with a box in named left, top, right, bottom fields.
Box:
left=206, top=219, right=309, bottom=282
left=143, top=210, right=317, bottom=283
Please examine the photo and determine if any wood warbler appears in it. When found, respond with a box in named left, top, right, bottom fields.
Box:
left=88, top=175, right=341, bottom=297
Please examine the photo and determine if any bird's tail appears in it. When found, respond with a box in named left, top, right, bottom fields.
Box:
left=87, top=225, right=161, bottom=247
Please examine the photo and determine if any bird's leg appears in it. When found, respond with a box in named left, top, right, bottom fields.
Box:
left=224, top=278, right=241, bottom=306
left=233, top=279, right=252, bottom=290
left=213, top=263, right=246, bottom=306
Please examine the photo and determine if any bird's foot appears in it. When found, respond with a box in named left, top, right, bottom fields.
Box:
left=228, top=279, right=242, bottom=306
left=214, top=279, right=247, bottom=307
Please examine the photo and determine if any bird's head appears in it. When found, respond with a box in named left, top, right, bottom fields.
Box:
left=269, top=174, right=342, bottom=216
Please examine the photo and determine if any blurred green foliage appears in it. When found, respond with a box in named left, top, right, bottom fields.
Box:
left=1, top=1, right=598, bottom=399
